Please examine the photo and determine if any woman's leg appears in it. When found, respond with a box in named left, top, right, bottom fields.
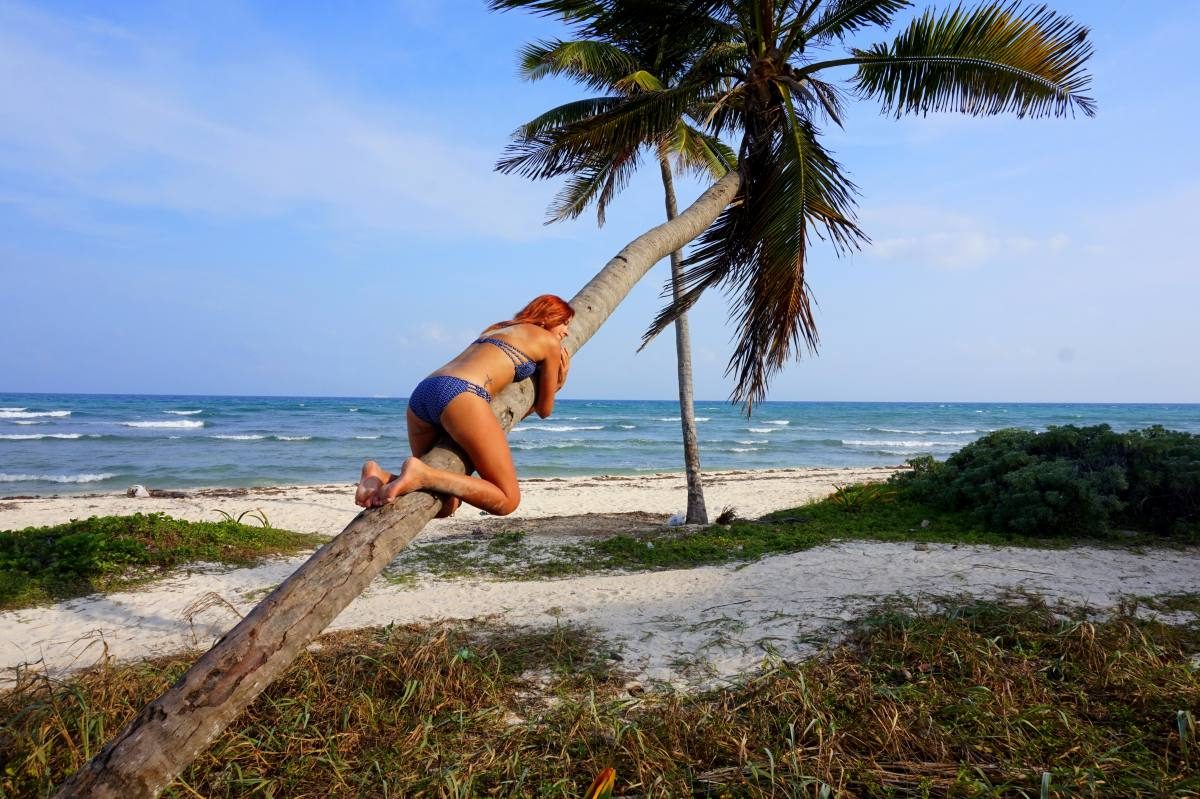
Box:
left=405, top=408, right=459, bottom=518
left=355, top=408, right=440, bottom=508
left=372, top=393, right=520, bottom=515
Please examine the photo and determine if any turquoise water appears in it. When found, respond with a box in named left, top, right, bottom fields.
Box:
left=2, top=393, right=1198, bottom=495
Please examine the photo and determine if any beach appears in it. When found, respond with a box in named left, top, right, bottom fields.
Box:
left=3, top=465, right=1198, bottom=688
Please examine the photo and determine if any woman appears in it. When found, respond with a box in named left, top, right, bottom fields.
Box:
left=355, top=294, right=573, bottom=516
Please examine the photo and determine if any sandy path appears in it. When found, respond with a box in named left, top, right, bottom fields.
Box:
left=3, top=541, right=1197, bottom=687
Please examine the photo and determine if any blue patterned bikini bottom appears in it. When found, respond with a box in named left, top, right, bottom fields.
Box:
left=408, top=375, right=492, bottom=425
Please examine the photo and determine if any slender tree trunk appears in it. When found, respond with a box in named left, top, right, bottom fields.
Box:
left=657, top=153, right=708, bottom=524
left=52, top=170, right=741, bottom=799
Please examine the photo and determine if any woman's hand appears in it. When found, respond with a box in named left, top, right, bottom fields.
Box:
left=556, top=346, right=571, bottom=390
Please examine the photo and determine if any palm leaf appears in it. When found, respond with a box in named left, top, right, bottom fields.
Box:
left=672, top=121, right=737, bottom=178
left=802, top=0, right=912, bottom=43
left=614, top=69, right=666, bottom=93
left=512, top=96, right=626, bottom=141
left=643, top=86, right=866, bottom=409
left=487, top=0, right=603, bottom=21
left=499, top=80, right=722, bottom=180
left=544, top=145, right=643, bottom=225
left=520, top=39, right=640, bottom=91
left=837, top=1, right=1096, bottom=118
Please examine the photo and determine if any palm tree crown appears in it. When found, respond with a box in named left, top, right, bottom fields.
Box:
left=499, top=9, right=736, bottom=223
left=493, top=0, right=1094, bottom=409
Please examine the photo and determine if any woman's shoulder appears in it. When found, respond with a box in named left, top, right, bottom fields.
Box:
left=481, top=323, right=554, bottom=353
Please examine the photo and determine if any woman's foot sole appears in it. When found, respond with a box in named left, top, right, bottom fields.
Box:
left=355, top=460, right=391, bottom=507
left=370, top=457, right=426, bottom=507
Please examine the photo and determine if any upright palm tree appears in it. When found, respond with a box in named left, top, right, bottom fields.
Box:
left=492, top=0, right=1094, bottom=409
left=501, top=30, right=737, bottom=523
left=56, top=4, right=1093, bottom=795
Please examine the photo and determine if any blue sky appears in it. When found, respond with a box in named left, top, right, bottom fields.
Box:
left=1, top=0, right=1197, bottom=403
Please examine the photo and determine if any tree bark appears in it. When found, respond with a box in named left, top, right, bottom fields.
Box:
left=52, top=169, right=741, bottom=799
left=658, top=153, right=708, bottom=524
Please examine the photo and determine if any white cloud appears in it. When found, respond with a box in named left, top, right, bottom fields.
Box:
left=0, top=3, right=551, bottom=240
left=862, top=205, right=1071, bottom=270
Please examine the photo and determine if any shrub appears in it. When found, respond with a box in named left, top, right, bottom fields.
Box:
left=892, top=425, right=1200, bottom=537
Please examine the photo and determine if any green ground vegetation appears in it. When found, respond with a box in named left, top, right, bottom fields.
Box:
left=385, top=480, right=1174, bottom=585
left=2, top=598, right=1195, bottom=797
left=0, top=513, right=326, bottom=611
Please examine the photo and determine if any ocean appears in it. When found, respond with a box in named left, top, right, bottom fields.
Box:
left=2, top=393, right=1198, bottom=495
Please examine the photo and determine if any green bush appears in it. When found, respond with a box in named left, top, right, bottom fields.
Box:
left=892, top=425, right=1200, bottom=537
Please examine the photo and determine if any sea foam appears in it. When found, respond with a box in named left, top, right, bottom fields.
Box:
left=165, top=410, right=203, bottom=415
left=0, top=410, right=71, bottom=419
left=0, top=433, right=83, bottom=440
left=212, top=434, right=266, bottom=440
left=874, top=427, right=977, bottom=435
left=0, top=472, right=114, bottom=483
left=122, top=420, right=204, bottom=429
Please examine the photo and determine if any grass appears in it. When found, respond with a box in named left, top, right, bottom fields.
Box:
left=386, top=483, right=1165, bottom=585
left=0, top=513, right=327, bottom=611
left=2, top=598, right=1196, bottom=797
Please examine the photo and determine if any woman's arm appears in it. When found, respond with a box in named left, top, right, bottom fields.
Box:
left=556, top=346, right=570, bottom=390
left=531, top=333, right=564, bottom=418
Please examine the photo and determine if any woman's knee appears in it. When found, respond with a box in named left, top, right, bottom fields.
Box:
left=494, top=487, right=521, bottom=516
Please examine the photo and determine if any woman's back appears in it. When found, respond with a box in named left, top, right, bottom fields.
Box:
left=432, top=323, right=553, bottom=397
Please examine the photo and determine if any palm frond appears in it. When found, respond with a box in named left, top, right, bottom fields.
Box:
left=499, top=81, right=720, bottom=180
left=520, top=39, right=640, bottom=91
left=614, top=69, right=666, bottom=93
left=776, top=75, right=846, bottom=127
left=672, top=122, right=737, bottom=178
left=545, top=146, right=642, bottom=225
left=843, top=2, right=1096, bottom=117
left=802, top=0, right=912, bottom=43
left=638, top=198, right=752, bottom=353
left=643, top=91, right=866, bottom=409
left=511, top=96, right=626, bottom=142
left=594, top=147, right=642, bottom=223
left=488, top=0, right=604, bottom=22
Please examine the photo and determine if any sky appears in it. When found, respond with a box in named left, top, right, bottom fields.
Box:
left=1, top=0, right=1197, bottom=404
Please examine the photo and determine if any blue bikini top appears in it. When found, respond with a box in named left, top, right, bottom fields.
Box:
left=475, top=336, right=538, bottom=381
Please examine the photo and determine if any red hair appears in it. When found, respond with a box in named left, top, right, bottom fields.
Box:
left=486, top=294, right=574, bottom=332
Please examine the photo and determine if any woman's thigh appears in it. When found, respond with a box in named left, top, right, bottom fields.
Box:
left=406, top=408, right=440, bottom=457
left=438, top=394, right=518, bottom=499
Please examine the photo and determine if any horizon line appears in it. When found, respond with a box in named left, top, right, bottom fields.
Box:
left=1, top=391, right=1198, bottom=406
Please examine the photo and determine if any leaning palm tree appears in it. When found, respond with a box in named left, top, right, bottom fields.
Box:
left=502, top=30, right=738, bottom=523
left=54, top=3, right=1093, bottom=795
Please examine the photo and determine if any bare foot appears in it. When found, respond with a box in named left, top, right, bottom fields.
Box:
left=370, top=456, right=427, bottom=507
left=355, top=460, right=391, bottom=507
left=435, top=495, right=460, bottom=518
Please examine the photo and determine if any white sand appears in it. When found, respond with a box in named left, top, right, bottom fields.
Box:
left=2, top=467, right=1197, bottom=687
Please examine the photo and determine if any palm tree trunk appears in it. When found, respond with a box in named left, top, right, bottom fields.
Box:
left=52, top=169, right=741, bottom=799
left=657, top=153, right=708, bottom=524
